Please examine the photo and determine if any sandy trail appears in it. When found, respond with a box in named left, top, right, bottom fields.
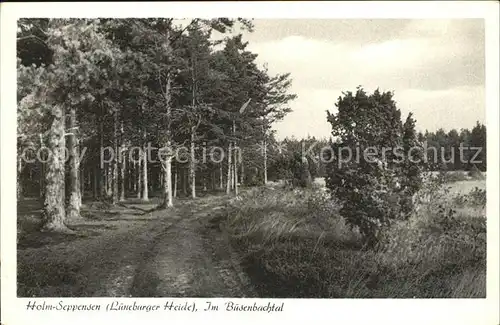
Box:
left=124, top=197, right=255, bottom=298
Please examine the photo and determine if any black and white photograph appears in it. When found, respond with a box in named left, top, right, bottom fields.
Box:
left=1, top=2, right=499, bottom=325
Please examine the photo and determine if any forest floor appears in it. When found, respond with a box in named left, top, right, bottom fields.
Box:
left=17, top=193, right=257, bottom=297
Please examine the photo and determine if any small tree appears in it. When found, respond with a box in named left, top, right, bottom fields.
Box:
left=290, top=152, right=312, bottom=188
left=325, top=87, right=411, bottom=245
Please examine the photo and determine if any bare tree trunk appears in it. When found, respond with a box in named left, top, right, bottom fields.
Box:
left=104, top=165, right=108, bottom=196
left=219, top=164, right=223, bottom=190
left=120, top=149, right=126, bottom=202
left=241, top=157, right=245, bottom=187
left=39, top=159, right=45, bottom=199
left=119, top=122, right=126, bottom=202
left=42, top=104, right=70, bottom=232
left=142, top=145, right=149, bottom=201
left=107, top=164, right=112, bottom=198
left=232, top=120, right=239, bottom=195
left=17, top=155, right=23, bottom=201
left=136, top=158, right=142, bottom=199
left=174, top=168, right=178, bottom=198
left=68, top=106, right=82, bottom=220
left=162, top=154, right=173, bottom=207
left=226, top=143, right=232, bottom=195
left=111, top=111, right=119, bottom=204
left=99, top=107, right=106, bottom=199
left=129, top=159, right=133, bottom=195
left=263, top=137, right=268, bottom=185
left=234, top=144, right=239, bottom=196
left=190, top=132, right=196, bottom=199
left=183, top=168, right=188, bottom=196
left=161, top=68, right=173, bottom=208
left=93, top=163, right=98, bottom=199
left=80, top=163, right=84, bottom=203
left=231, top=165, right=235, bottom=190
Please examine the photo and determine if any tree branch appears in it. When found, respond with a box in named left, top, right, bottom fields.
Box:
left=169, top=18, right=200, bottom=44
left=17, top=35, right=48, bottom=47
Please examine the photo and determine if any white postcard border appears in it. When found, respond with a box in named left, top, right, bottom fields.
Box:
left=1, top=2, right=499, bottom=325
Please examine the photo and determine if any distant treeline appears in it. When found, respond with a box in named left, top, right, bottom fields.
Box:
left=264, top=121, right=486, bottom=181
left=417, top=121, right=486, bottom=172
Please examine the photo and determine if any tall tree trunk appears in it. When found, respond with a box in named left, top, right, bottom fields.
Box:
left=219, top=164, right=223, bottom=190
left=39, top=160, right=45, bottom=199
left=80, top=163, right=84, bottom=203
left=129, top=159, right=133, bottom=195
left=231, top=164, right=235, bottom=190
left=234, top=143, right=239, bottom=196
left=104, top=165, right=108, bottom=196
left=93, top=163, right=98, bottom=199
left=119, top=122, right=126, bottom=202
left=226, top=143, right=232, bottom=195
left=190, top=131, right=196, bottom=199
left=111, top=111, right=119, bottom=204
left=99, top=107, right=106, bottom=199
left=183, top=168, right=188, bottom=196
left=162, top=154, right=173, bottom=206
left=173, top=168, right=178, bottom=198
left=106, top=164, right=112, bottom=197
left=17, top=155, right=23, bottom=201
left=136, top=159, right=142, bottom=199
left=141, top=145, right=148, bottom=201
left=43, top=104, right=69, bottom=232
left=232, top=121, right=238, bottom=194
left=67, top=106, right=82, bottom=220
left=120, top=155, right=126, bottom=202
left=189, top=47, right=198, bottom=200
left=241, top=157, right=245, bottom=187
left=263, top=135, right=268, bottom=185
left=161, top=68, right=173, bottom=208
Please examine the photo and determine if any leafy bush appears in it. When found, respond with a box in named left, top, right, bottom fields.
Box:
left=245, top=173, right=264, bottom=187
left=325, top=88, right=423, bottom=245
left=453, top=187, right=486, bottom=208
left=468, top=187, right=486, bottom=207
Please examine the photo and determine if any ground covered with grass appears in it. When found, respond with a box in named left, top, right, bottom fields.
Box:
left=16, top=176, right=486, bottom=298
left=223, top=180, right=486, bottom=298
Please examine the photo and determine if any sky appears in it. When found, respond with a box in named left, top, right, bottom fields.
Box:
left=234, top=19, right=485, bottom=140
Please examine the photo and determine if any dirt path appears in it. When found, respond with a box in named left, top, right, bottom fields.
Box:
left=129, top=197, right=256, bottom=297
left=18, top=195, right=255, bottom=297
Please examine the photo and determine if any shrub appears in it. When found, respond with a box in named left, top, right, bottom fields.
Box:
left=467, top=187, right=487, bottom=208
left=379, top=177, right=486, bottom=268
left=325, top=88, right=423, bottom=245
left=451, top=186, right=486, bottom=209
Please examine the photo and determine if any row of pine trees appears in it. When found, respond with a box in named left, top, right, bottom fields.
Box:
left=17, top=18, right=296, bottom=232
